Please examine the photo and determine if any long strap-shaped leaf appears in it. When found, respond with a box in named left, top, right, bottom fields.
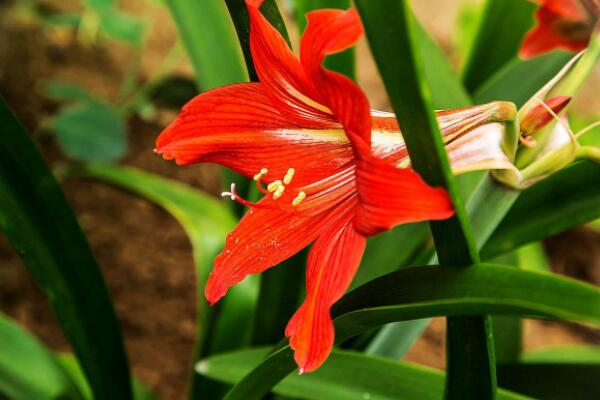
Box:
left=221, top=262, right=600, bottom=399
left=67, top=164, right=256, bottom=399
left=461, top=0, right=535, bottom=93
left=201, top=348, right=530, bottom=400
left=164, top=0, right=247, bottom=90
left=354, top=2, right=495, bottom=398
left=0, top=98, right=132, bottom=399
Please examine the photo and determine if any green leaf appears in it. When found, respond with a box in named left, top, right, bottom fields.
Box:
left=504, top=343, right=600, bottom=399
left=0, top=314, right=83, bottom=400
left=355, top=2, right=493, bottom=397
left=45, top=81, right=96, bottom=103
left=54, top=101, right=127, bottom=162
left=414, top=22, right=471, bottom=109
left=0, top=99, right=132, bottom=399
left=57, top=354, right=157, bottom=400
left=199, top=348, right=530, bottom=400
left=296, top=0, right=355, bottom=79
left=498, top=363, right=600, bottom=399
left=473, top=51, right=572, bottom=107
left=225, top=0, right=290, bottom=81
left=482, top=161, right=600, bottom=259
left=165, top=0, right=248, bottom=89
left=98, top=8, right=144, bottom=44
left=461, top=0, right=535, bottom=92
left=521, top=345, right=600, bottom=364
left=68, top=163, right=257, bottom=399
left=223, top=263, right=600, bottom=399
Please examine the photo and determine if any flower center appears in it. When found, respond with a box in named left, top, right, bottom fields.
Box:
left=221, top=167, right=307, bottom=209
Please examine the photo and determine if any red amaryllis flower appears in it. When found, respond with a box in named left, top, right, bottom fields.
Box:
left=156, top=0, right=514, bottom=372
left=520, top=0, right=599, bottom=59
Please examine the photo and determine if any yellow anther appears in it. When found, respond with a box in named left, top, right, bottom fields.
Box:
left=283, top=168, right=295, bottom=185
left=253, top=168, right=268, bottom=181
left=272, top=185, right=285, bottom=200
left=267, top=180, right=282, bottom=192
left=292, top=191, right=306, bottom=206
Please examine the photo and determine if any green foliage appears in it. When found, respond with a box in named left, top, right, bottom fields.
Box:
left=46, top=82, right=128, bottom=162
left=0, top=98, right=132, bottom=399
left=461, top=0, right=536, bottom=92
left=199, top=348, right=529, bottom=400
left=164, top=0, right=247, bottom=90
left=0, top=314, right=83, bottom=400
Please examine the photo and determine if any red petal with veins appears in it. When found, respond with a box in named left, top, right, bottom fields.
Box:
left=246, top=0, right=335, bottom=128
left=205, top=197, right=351, bottom=305
left=286, top=212, right=365, bottom=373
left=299, top=8, right=371, bottom=152
left=155, top=83, right=353, bottom=186
left=520, top=95, right=572, bottom=134
left=354, top=156, right=454, bottom=236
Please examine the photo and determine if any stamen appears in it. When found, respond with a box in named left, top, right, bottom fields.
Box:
left=267, top=180, right=283, bottom=192
left=253, top=168, right=268, bottom=181
left=221, top=183, right=273, bottom=209
left=283, top=168, right=295, bottom=185
left=272, top=185, right=285, bottom=200
left=292, top=191, right=306, bottom=206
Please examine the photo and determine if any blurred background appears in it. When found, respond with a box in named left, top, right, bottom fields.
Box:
left=0, top=0, right=599, bottom=398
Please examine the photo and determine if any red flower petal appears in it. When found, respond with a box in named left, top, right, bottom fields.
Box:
left=246, top=0, right=335, bottom=128
left=155, top=83, right=353, bottom=185
left=520, top=95, right=572, bottom=134
left=354, top=156, right=454, bottom=236
left=299, top=8, right=372, bottom=154
left=205, top=197, right=344, bottom=305
left=285, top=212, right=366, bottom=373
left=520, top=4, right=591, bottom=59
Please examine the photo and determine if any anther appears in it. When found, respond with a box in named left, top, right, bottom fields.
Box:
left=267, top=180, right=282, bottom=192
left=253, top=168, right=268, bottom=181
left=272, top=185, right=285, bottom=200
left=283, top=168, right=295, bottom=185
left=292, top=191, right=306, bottom=206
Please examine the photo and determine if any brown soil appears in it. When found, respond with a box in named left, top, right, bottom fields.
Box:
left=0, top=2, right=599, bottom=400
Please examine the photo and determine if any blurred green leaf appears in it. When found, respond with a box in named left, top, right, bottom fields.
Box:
left=98, top=8, right=144, bottom=44
left=521, top=345, right=600, bottom=364
left=474, top=51, right=572, bottom=107
left=70, top=164, right=258, bottom=399
left=223, top=263, right=600, bottom=399
left=148, top=75, right=197, bottom=109
left=40, top=13, right=82, bottom=28
left=0, top=98, right=132, bottom=399
left=54, top=101, right=127, bottom=162
left=57, top=354, right=156, bottom=400
left=165, top=0, right=247, bottom=90
left=483, top=161, right=600, bottom=259
left=199, top=348, right=530, bottom=400
left=45, top=81, right=96, bottom=103
left=0, top=314, right=83, bottom=400
left=516, top=242, right=550, bottom=273
left=454, top=0, right=482, bottom=67
left=461, top=0, right=535, bottom=92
